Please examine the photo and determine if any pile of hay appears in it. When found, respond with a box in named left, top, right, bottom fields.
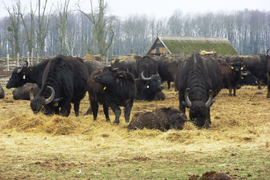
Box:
left=0, top=85, right=270, bottom=156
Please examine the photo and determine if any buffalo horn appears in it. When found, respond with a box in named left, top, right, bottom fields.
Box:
left=141, top=71, right=151, bottom=81
left=205, top=90, right=214, bottom=108
left=184, top=88, right=192, bottom=108
left=241, top=71, right=248, bottom=76
left=17, top=61, right=28, bottom=73
left=29, top=87, right=35, bottom=101
left=45, top=86, right=55, bottom=105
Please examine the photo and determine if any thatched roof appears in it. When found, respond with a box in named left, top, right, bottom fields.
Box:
left=146, top=36, right=238, bottom=56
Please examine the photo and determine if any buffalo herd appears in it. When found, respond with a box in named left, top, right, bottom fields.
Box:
left=3, top=50, right=270, bottom=130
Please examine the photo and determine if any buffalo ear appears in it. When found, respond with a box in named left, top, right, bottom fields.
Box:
left=117, top=72, right=126, bottom=79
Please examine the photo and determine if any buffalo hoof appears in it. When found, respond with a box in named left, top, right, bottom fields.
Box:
left=106, top=118, right=111, bottom=123
left=113, top=120, right=120, bottom=125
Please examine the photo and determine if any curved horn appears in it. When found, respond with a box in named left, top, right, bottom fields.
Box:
left=16, top=61, right=28, bottom=73
left=141, top=71, right=151, bottom=81
left=45, top=86, right=55, bottom=105
left=241, top=71, right=248, bottom=76
left=205, top=90, right=214, bottom=108
left=29, top=87, right=35, bottom=101
left=184, top=88, right=192, bottom=108
left=112, top=68, right=118, bottom=71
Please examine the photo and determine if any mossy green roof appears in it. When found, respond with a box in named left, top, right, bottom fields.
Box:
left=159, top=36, right=238, bottom=56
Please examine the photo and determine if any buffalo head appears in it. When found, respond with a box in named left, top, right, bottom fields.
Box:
left=30, top=86, right=61, bottom=115
left=230, top=61, right=244, bottom=72
left=182, top=88, right=214, bottom=128
left=6, top=61, right=29, bottom=88
left=141, top=71, right=164, bottom=92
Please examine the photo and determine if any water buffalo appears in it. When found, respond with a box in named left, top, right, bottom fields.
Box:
left=136, top=55, right=159, bottom=78
left=175, top=52, right=223, bottom=128
left=87, top=66, right=136, bottom=124
left=127, top=107, right=188, bottom=131
left=13, top=83, right=40, bottom=100
left=111, top=54, right=142, bottom=78
left=226, top=54, right=268, bottom=89
left=135, top=72, right=164, bottom=101
left=157, top=55, right=183, bottom=89
left=6, top=60, right=50, bottom=89
left=217, top=58, right=244, bottom=96
left=136, top=55, right=165, bottom=100
left=30, top=55, right=88, bottom=116
left=0, top=85, right=4, bottom=99
left=239, top=71, right=258, bottom=86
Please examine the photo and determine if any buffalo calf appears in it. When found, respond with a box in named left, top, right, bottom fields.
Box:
left=128, top=107, right=187, bottom=131
left=13, top=83, right=40, bottom=100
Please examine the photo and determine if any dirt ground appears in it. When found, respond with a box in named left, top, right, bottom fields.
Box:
left=0, top=83, right=270, bottom=179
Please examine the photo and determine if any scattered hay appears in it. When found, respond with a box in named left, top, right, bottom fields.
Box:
left=0, top=85, right=270, bottom=156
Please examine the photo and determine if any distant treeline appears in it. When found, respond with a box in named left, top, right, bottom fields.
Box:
left=0, top=6, right=269, bottom=58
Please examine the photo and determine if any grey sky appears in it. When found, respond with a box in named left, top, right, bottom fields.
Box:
left=1, top=0, right=269, bottom=19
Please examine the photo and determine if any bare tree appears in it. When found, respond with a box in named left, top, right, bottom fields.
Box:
left=4, top=0, right=23, bottom=57
left=77, top=0, right=115, bottom=56
left=35, top=0, right=52, bottom=58
left=19, top=1, right=36, bottom=56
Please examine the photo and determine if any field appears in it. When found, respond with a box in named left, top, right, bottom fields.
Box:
left=0, top=84, right=270, bottom=179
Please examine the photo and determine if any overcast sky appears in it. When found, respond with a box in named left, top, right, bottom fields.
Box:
left=1, top=0, right=270, bottom=19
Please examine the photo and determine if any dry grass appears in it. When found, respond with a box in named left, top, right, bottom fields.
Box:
left=0, top=84, right=270, bottom=179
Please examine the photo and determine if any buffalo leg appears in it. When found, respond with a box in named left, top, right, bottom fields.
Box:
left=167, top=80, right=171, bottom=89
left=124, top=101, right=134, bottom=123
left=107, top=102, right=121, bottom=124
left=228, top=88, right=232, bottom=96
left=90, top=100, right=99, bottom=121
left=74, top=101, right=80, bottom=116
left=103, top=103, right=110, bottom=122
left=233, top=87, right=236, bottom=96
left=205, top=108, right=211, bottom=129
left=60, top=103, right=71, bottom=117
left=179, top=104, right=186, bottom=115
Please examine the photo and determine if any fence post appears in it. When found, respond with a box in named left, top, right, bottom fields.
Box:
left=36, top=50, right=39, bottom=64
left=27, top=51, right=30, bottom=65
left=7, top=54, right=9, bottom=71
left=17, top=52, right=20, bottom=66
left=31, top=48, right=34, bottom=65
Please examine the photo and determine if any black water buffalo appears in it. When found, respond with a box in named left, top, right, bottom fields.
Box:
left=175, top=52, right=223, bottom=128
left=226, top=54, right=268, bottom=89
left=157, top=55, right=183, bottom=89
left=136, top=55, right=159, bottom=78
left=0, top=85, right=4, bottom=99
left=87, top=66, right=136, bottom=124
left=239, top=71, right=258, bottom=86
left=127, top=107, right=188, bottom=131
left=217, top=58, right=244, bottom=96
left=111, top=55, right=142, bottom=78
left=13, top=83, right=40, bottom=100
left=30, top=55, right=88, bottom=116
left=135, top=72, right=164, bottom=101
left=136, top=55, right=165, bottom=100
left=6, top=60, right=50, bottom=89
